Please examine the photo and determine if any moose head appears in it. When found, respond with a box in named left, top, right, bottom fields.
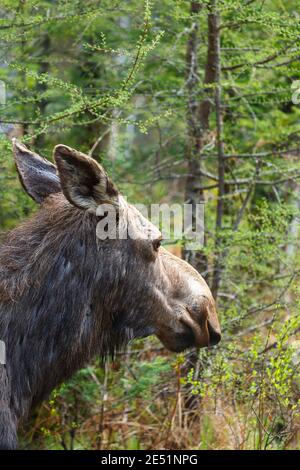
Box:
left=14, top=142, right=221, bottom=351
left=12, top=140, right=221, bottom=353
left=0, top=140, right=221, bottom=449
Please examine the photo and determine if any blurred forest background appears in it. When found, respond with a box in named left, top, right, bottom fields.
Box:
left=1, top=0, right=300, bottom=450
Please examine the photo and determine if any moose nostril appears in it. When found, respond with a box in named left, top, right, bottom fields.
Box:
left=207, top=322, right=221, bottom=346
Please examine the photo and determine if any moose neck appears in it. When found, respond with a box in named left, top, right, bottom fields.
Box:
left=0, top=195, right=123, bottom=419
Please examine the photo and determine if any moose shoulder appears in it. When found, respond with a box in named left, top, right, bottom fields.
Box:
left=0, top=140, right=221, bottom=449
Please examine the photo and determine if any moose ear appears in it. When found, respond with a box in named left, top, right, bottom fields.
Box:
left=13, top=139, right=61, bottom=204
left=54, top=145, right=119, bottom=211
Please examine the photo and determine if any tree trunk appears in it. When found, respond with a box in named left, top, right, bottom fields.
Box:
left=183, top=0, right=221, bottom=411
left=209, top=3, right=225, bottom=300
left=184, top=1, right=207, bottom=277
left=35, top=33, right=51, bottom=149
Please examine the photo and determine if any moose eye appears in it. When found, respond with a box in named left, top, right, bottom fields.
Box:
left=152, top=238, right=162, bottom=252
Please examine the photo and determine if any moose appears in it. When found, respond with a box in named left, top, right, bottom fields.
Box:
left=0, top=140, right=221, bottom=449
